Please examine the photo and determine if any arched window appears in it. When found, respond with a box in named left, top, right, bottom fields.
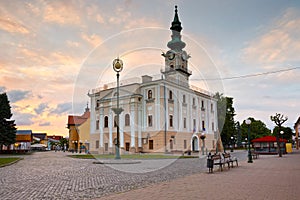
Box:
left=169, top=90, right=173, bottom=100
left=125, top=114, right=130, bottom=126
left=148, top=90, right=152, bottom=99
left=104, top=116, right=108, bottom=128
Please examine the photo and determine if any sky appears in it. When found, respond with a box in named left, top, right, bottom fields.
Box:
left=0, top=0, right=299, bottom=136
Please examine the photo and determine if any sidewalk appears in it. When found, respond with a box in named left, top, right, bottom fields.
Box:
left=98, top=150, right=300, bottom=200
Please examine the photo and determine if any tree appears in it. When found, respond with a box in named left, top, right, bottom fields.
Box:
left=273, top=126, right=293, bottom=143
left=270, top=113, right=288, bottom=157
left=0, top=93, right=17, bottom=151
left=214, top=93, right=236, bottom=147
left=240, top=117, right=271, bottom=142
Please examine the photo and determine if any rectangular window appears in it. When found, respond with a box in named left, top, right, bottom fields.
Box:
left=183, top=94, right=186, bottom=103
left=104, top=143, right=108, bottom=151
left=169, top=115, right=173, bottom=127
left=184, top=140, right=187, bottom=149
left=193, top=98, right=195, bottom=106
left=193, top=119, right=196, bottom=131
left=148, top=115, right=153, bottom=127
left=96, top=140, right=99, bottom=149
left=184, top=118, right=186, bottom=129
left=202, top=121, right=205, bottom=131
left=212, top=122, right=215, bottom=131
left=96, top=120, right=99, bottom=130
left=149, top=140, right=154, bottom=150
left=201, top=100, right=205, bottom=110
left=211, top=103, right=214, bottom=112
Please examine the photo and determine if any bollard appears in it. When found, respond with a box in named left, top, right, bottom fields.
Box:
left=207, top=152, right=214, bottom=173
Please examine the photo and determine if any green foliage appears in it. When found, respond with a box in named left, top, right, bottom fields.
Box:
left=214, top=93, right=236, bottom=146
left=0, top=93, right=17, bottom=149
left=273, top=126, right=293, bottom=142
left=0, top=157, right=21, bottom=167
left=240, top=117, right=271, bottom=141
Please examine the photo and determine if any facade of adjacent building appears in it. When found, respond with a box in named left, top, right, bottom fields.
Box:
left=15, top=130, right=32, bottom=151
left=89, top=6, right=218, bottom=154
left=67, top=106, right=90, bottom=152
left=294, top=116, right=300, bottom=150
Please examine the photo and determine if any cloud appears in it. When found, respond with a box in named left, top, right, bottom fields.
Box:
left=0, top=17, right=30, bottom=34
left=13, top=112, right=35, bottom=126
left=7, top=90, right=31, bottom=103
left=0, top=86, right=6, bottom=93
left=50, top=102, right=72, bottom=115
left=39, top=121, right=51, bottom=126
left=43, top=1, right=81, bottom=25
left=81, top=33, right=102, bottom=48
left=243, top=8, right=300, bottom=65
left=34, top=103, right=49, bottom=115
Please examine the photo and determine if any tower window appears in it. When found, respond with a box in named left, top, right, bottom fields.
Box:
left=96, top=120, right=99, bottom=130
left=170, top=65, right=174, bottom=69
left=148, top=115, right=153, bottom=127
left=148, top=90, right=152, bottom=99
left=104, top=116, right=108, bottom=128
left=169, top=115, right=173, bottom=127
left=183, top=94, right=186, bottom=103
left=183, top=118, right=186, bottom=128
left=169, top=90, right=173, bottom=100
left=125, top=114, right=130, bottom=126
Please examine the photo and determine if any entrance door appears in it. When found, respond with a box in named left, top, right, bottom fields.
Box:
left=192, top=137, right=199, bottom=151
left=170, top=140, right=173, bottom=150
left=125, top=142, right=130, bottom=151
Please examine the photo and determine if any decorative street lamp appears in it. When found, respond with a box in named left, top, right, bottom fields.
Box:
left=231, top=136, right=234, bottom=152
left=280, top=130, right=284, bottom=155
left=200, top=133, right=206, bottom=155
left=245, top=119, right=253, bottom=163
left=112, top=58, right=124, bottom=160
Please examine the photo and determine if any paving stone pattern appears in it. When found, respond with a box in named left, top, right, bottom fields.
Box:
left=0, top=151, right=246, bottom=200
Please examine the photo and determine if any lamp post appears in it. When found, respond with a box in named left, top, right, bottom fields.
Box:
left=200, top=133, right=206, bottom=155
left=280, top=130, right=284, bottom=155
left=231, top=136, right=234, bottom=152
left=112, top=58, right=124, bottom=160
left=245, top=119, right=253, bottom=163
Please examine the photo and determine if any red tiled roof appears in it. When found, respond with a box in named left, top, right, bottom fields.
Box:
left=252, top=136, right=287, bottom=143
left=67, top=110, right=90, bottom=126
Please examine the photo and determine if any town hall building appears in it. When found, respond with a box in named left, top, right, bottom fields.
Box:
left=88, top=6, right=218, bottom=154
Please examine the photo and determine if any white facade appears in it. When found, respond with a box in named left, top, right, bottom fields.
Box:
left=88, top=6, right=218, bottom=154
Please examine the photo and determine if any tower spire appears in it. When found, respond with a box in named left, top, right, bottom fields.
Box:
left=167, top=5, right=186, bottom=51
left=170, top=5, right=182, bottom=33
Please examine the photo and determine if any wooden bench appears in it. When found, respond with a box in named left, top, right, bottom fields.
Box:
left=211, top=154, right=228, bottom=172
left=223, top=153, right=238, bottom=167
left=251, top=151, right=259, bottom=159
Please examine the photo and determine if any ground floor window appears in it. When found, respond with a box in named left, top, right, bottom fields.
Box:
left=184, top=140, right=187, bottom=149
left=105, top=143, right=108, bottom=151
left=149, top=140, right=154, bottom=150
left=96, top=140, right=99, bottom=149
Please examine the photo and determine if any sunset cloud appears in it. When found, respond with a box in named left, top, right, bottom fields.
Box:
left=43, top=1, right=81, bottom=26
left=0, top=17, right=30, bottom=34
left=243, top=8, right=300, bottom=65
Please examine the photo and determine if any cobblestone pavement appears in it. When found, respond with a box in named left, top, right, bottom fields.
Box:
left=0, top=151, right=246, bottom=199
left=97, top=150, right=300, bottom=200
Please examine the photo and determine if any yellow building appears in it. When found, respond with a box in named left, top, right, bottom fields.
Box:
left=67, top=106, right=90, bottom=152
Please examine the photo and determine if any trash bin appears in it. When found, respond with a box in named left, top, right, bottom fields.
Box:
left=207, top=153, right=214, bottom=173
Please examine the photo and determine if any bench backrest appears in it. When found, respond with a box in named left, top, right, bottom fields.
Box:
left=212, top=154, right=222, bottom=160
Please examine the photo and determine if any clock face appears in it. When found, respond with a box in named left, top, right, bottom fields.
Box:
left=168, top=52, right=175, bottom=60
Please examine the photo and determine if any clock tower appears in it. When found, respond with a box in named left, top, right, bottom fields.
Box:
left=162, top=5, right=191, bottom=87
